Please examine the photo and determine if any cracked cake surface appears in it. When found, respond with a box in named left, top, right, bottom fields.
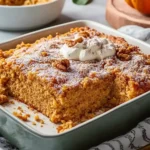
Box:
left=0, top=27, right=150, bottom=132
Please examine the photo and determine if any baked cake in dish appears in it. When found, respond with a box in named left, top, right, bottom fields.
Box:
left=0, top=27, right=150, bottom=132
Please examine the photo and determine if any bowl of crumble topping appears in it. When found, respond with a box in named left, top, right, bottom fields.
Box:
left=0, top=0, right=65, bottom=31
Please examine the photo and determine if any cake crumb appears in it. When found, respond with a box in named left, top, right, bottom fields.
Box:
left=32, top=122, right=36, bottom=125
left=26, top=114, right=30, bottom=117
left=17, top=106, right=24, bottom=113
left=13, top=111, right=28, bottom=121
left=57, top=120, right=75, bottom=133
left=34, top=114, right=44, bottom=125
left=28, top=106, right=34, bottom=111
left=0, top=94, right=8, bottom=104
left=41, top=51, right=48, bottom=57
left=9, top=100, right=15, bottom=104
left=40, top=119, right=44, bottom=124
left=41, top=125, right=43, bottom=127
left=34, top=114, right=40, bottom=122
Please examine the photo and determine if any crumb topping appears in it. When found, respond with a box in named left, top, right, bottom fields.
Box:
left=2, top=27, right=150, bottom=91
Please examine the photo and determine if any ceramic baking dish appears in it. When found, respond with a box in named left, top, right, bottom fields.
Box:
left=0, top=20, right=150, bottom=150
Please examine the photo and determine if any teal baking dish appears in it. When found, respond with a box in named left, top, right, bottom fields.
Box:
left=0, top=20, right=150, bottom=150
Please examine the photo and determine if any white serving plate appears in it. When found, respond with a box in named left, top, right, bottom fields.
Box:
left=0, top=20, right=150, bottom=150
left=0, top=0, right=65, bottom=31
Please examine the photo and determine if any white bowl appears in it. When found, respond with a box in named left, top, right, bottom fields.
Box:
left=0, top=0, right=65, bottom=31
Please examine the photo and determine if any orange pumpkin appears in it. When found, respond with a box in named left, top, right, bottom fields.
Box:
left=125, top=0, right=150, bottom=15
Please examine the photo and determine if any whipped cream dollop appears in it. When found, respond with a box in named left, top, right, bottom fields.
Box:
left=60, top=36, right=116, bottom=61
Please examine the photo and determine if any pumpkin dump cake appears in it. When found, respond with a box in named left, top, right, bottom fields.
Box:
left=0, top=27, right=150, bottom=132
